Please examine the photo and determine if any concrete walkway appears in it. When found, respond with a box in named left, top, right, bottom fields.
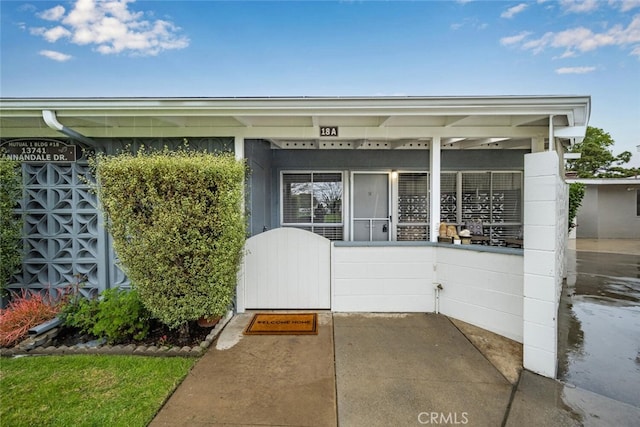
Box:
left=150, top=312, right=629, bottom=427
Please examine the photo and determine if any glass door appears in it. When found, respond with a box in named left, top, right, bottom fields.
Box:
left=352, top=173, right=390, bottom=241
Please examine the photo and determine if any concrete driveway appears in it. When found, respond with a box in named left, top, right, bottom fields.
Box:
left=150, top=312, right=598, bottom=426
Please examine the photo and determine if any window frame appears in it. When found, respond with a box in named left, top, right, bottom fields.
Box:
left=280, top=170, right=345, bottom=240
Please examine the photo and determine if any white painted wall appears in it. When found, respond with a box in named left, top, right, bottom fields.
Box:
left=331, top=245, right=435, bottom=312
left=523, top=151, right=564, bottom=378
left=436, top=247, right=524, bottom=343
left=239, top=230, right=528, bottom=356
left=576, top=184, right=640, bottom=239
left=331, top=244, right=524, bottom=345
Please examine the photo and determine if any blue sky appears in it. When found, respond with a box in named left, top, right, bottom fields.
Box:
left=1, top=0, right=639, bottom=166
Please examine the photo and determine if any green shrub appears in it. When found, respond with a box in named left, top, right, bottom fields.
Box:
left=91, top=288, right=150, bottom=343
left=0, top=156, right=23, bottom=294
left=59, top=295, right=98, bottom=334
left=568, top=182, right=585, bottom=232
left=94, top=149, right=246, bottom=330
left=60, top=288, right=150, bottom=344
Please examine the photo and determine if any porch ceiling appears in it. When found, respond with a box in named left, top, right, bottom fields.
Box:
left=0, top=96, right=591, bottom=149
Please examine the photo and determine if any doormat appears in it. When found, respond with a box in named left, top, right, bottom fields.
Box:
left=243, top=313, right=318, bottom=335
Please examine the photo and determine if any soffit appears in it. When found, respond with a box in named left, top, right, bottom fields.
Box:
left=0, top=96, right=591, bottom=149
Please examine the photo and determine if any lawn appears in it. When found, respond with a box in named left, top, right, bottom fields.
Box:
left=0, top=355, right=196, bottom=427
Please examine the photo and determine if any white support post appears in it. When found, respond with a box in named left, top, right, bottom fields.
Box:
left=234, top=136, right=244, bottom=162
left=235, top=136, right=246, bottom=313
left=430, top=137, right=441, bottom=242
left=523, top=151, right=564, bottom=378
left=531, top=137, right=545, bottom=153
left=548, top=115, right=555, bottom=152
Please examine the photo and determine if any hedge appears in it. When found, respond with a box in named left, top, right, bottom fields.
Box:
left=94, top=149, right=245, bottom=330
left=0, top=156, right=23, bottom=295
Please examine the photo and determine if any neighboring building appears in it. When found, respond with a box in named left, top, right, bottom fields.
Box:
left=0, top=96, right=591, bottom=378
left=568, top=178, right=640, bottom=239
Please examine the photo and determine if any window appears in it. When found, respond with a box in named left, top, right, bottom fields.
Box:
left=440, top=171, right=522, bottom=243
left=282, top=172, right=343, bottom=240
left=637, top=189, right=640, bottom=217
left=281, top=170, right=522, bottom=244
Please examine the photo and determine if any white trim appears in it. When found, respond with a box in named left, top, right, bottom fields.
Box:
left=430, top=137, right=441, bottom=242
left=279, top=170, right=345, bottom=239
left=566, top=178, right=640, bottom=185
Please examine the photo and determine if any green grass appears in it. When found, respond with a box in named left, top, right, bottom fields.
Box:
left=0, top=355, right=196, bottom=427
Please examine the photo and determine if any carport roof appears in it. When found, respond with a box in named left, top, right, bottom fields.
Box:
left=0, top=95, right=591, bottom=150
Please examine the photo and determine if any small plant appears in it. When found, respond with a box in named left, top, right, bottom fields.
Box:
left=59, top=294, right=99, bottom=334
left=60, top=288, right=150, bottom=344
left=91, top=288, right=150, bottom=343
left=0, top=289, right=60, bottom=347
left=157, top=334, right=168, bottom=347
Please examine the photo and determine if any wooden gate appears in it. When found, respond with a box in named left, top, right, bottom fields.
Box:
left=238, top=228, right=331, bottom=311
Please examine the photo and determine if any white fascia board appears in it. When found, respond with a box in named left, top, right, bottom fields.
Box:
left=0, top=95, right=591, bottom=117
left=554, top=125, right=587, bottom=138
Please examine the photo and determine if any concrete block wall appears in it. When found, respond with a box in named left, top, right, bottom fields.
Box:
left=332, top=245, right=525, bottom=346
left=437, top=247, right=524, bottom=343
left=523, top=151, right=564, bottom=378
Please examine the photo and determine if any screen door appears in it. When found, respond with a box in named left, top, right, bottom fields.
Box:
left=352, top=173, right=390, bottom=241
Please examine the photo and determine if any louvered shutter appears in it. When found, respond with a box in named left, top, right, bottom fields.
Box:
left=397, top=173, right=429, bottom=241
left=440, top=172, right=457, bottom=224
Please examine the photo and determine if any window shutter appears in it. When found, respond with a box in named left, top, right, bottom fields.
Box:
left=461, top=172, right=491, bottom=223
left=490, top=172, right=522, bottom=241
left=397, top=173, right=429, bottom=241
left=440, top=172, right=457, bottom=224
left=491, top=172, right=521, bottom=224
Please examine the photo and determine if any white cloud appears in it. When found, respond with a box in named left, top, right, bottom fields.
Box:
left=560, top=0, right=599, bottom=13
left=42, top=26, right=72, bottom=42
left=505, top=15, right=640, bottom=57
left=451, top=18, right=489, bottom=31
left=38, top=5, right=66, bottom=21
left=30, top=0, right=189, bottom=56
left=555, top=66, right=596, bottom=74
left=501, top=3, right=528, bottom=19
left=500, top=31, right=532, bottom=46
left=522, top=32, right=555, bottom=54
left=39, top=50, right=73, bottom=62
left=614, top=0, right=640, bottom=12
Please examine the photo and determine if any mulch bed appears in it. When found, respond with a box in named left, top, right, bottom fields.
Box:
left=51, top=320, right=213, bottom=348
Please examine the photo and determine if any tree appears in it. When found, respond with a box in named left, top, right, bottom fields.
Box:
left=567, top=126, right=639, bottom=178
left=565, top=126, right=639, bottom=231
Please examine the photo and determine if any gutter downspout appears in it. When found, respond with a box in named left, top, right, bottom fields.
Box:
left=42, top=110, right=95, bottom=146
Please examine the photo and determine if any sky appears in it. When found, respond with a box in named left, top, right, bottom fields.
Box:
left=1, top=0, right=639, bottom=166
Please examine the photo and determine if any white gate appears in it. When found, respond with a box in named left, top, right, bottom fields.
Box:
left=238, top=228, right=331, bottom=311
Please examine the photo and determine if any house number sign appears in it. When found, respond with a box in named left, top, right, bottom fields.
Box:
left=320, top=126, right=338, bottom=137
left=0, top=139, right=77, bottom=163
